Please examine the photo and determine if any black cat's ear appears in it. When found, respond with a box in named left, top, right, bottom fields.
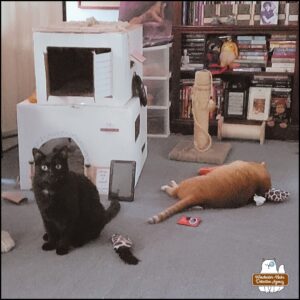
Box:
left=32, top=148, right=45, bottom=163
left=57, top=145, right=68, bottom=160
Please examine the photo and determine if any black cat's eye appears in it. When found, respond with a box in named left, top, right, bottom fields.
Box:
left=55, top=164, right=62, bottom=170
left=41, top=165, right=48, bottom=171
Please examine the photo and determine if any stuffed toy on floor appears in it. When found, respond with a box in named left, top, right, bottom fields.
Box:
left=1, top=230, right=15, bottom=253
left=111, top=234, right=140, bottom=265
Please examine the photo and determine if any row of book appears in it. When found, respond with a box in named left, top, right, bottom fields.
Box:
left=181, top=33, right=297, bottom=73
left=266, top=33, right=297, bottom=73
left=179, top=75, right=292, bottom=125
left=232, top=35, right=268, bottom=72
left=179, top=78, right=225, bottom=119
left=182, top=1, right=299, bottom=26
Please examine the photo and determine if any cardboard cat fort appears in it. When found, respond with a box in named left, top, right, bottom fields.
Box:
left=17, top=20, right=147, bottom=194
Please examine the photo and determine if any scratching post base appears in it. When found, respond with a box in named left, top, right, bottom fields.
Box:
left=168, top=139, right=232, bottom=165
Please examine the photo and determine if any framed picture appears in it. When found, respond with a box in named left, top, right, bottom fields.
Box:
left=260, top=1, right=279, bottom=25
left=78, top=1, right=120, bottom=10
left=224, top=81, right=248, bottom=119
left=247, top=87, right=272, bottom=121
left=224, top=90, right=248, bottom=119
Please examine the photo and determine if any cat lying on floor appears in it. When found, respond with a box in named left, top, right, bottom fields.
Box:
left=148, top=160, right=271, bottom=224
left=32, top=146, right=120, bottom=255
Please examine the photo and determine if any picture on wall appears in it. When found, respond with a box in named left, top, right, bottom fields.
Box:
left=78, top=1, right=120, bottom=9
left=247, top=87, right=272, bottom=121
left=260, top=1, right=279, bottom=25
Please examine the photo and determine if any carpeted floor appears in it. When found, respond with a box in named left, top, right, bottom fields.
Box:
left=1, top=134, right=299, bottom=299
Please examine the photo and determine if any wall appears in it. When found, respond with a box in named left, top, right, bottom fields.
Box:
left=1, top=1, right=63, bottom=133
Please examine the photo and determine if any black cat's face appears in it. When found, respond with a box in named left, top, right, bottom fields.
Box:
left=32, top=146, right=69, bottom=188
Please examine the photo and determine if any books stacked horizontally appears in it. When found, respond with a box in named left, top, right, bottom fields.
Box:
left=267, top=34, right=297, bottom=73
left=181, top=33, right=205, bottom=71
left=232, top=35, right=268, bottom=72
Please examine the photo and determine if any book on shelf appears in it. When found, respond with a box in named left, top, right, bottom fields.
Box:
left=236, top=3, right=252, bottom=25
left=252, top=2, right=262, bottom=25
left=179, top=79, right=194, bottom=119
left=219, top=3, right=236, bottom=24
left=232, top=67, right=262, bottom=72
left=238, top=55, right=267, bottom=60
left=203, top=4, right=217, bottom=25
left=265, top=66, right=295, bottom=73
left=181, top=63, right=204, bottom=71
left=271, top=62, right=295, bottom=68
left=238, top=40, right=267, bottom=45
left=271, top=58, right=296, bottom=63
left=180, top=1, right=298, bottom=26
left=278, top=1, right=287, bottom=25
left=237, top=35, right=266, bottom=41
left=270, top=34, right=297, bottom=41
left=239, top=50, right=268, bottom=55
left=238, top=44, right=267, bottom=49
left=285, top=1, right=299, bottom=25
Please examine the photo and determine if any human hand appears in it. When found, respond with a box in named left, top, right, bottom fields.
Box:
left=130, top=2, right=166, bottom=24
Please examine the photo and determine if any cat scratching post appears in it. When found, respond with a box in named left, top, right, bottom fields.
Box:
left=192, top=70, right=215, bottom=152
left=169, top=70, right=232, bottom=165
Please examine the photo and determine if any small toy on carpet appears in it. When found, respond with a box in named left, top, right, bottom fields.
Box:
left=265, top=188, right=290, bottom=202
left=254, top=188, right=290, bottom=206
left=1, top=230, right=15, bottom=253
left=111, top=234, right=140, bottom=265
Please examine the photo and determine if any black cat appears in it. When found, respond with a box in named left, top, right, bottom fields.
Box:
left=32, top=146, right=120, bottom=255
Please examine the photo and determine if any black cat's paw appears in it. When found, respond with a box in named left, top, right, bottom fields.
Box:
left=43, top=233, right=48, bottom=241
left=42, top=242, right=56, bottom=251
left=72, top=239, right=85, bottom=248
left=56, top=247, right=69, bottom=255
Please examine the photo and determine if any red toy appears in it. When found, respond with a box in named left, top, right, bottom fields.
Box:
left=177, top=215, right=201, bottom=227
left=198, top=166, right=219, bottom=175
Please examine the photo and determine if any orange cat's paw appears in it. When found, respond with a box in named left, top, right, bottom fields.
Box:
left=161, top=185, right=169, bottom=191
left=170, top=180, right=178, bottom=187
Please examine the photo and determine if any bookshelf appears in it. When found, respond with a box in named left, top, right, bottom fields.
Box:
left=170, top=2, right=299, bottom=140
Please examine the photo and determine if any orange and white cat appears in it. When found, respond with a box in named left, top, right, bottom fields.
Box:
left=148, top=160, right=271, bottom=224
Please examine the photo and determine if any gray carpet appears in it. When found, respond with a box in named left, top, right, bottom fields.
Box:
left=1, top=134, right=299, bottom=299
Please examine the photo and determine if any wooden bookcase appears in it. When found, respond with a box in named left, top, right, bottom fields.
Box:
left=170, top=2, right=299, bottom=140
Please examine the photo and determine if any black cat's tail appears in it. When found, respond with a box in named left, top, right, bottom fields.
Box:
left=105, top=199, right=121, bottom=224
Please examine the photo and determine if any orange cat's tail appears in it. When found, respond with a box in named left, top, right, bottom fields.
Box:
left=148, top=195, right=196, bottom=224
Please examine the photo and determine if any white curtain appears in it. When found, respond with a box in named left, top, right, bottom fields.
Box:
left=1, top=1, right=63, bottom=133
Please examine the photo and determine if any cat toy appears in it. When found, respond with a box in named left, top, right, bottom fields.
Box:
left=111, top=234, right=140, bottom=265
left=1, top=230, right=15, bottom=253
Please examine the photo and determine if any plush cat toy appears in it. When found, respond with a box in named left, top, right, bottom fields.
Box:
left=111, top=234, right=140, bottom=265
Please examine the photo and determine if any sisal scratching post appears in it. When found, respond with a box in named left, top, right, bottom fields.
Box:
left=169, top=70, right=232, bottom=165
left=192, top=70, right=215, bottom=152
